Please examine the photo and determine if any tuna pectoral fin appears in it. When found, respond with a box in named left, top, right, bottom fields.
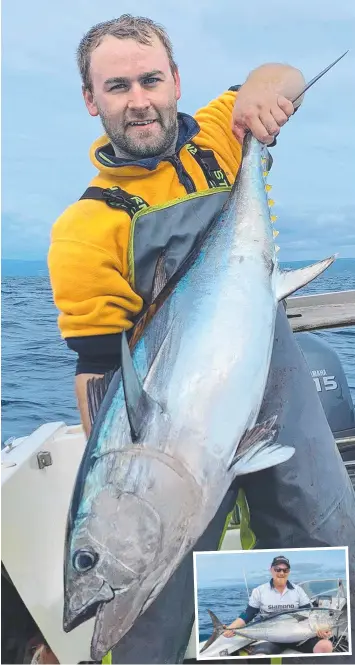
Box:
left=121, top=331, right=162, bottom=441
left=276, top=255, right=335, bottom=300
left=200, top=610, right=226, bottom=653
left=229, top=416, right=295, bottom=476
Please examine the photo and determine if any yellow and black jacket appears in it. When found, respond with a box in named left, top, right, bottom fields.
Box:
left=48, top=87, right=244, bottom=373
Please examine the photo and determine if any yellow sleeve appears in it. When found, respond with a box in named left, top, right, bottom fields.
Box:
left=48, top=206, right=143, bottom=340
left=194, top=89, right=242, bottom=176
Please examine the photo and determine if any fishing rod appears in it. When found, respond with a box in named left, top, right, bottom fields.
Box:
left=243, top=567, right=250, bottom=599
left=291, top=50, right=349, bottom=105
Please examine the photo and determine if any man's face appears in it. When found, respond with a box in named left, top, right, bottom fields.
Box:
left=84, top=34, right=181, bottom=158
left=271, top=564, right=290, bottom=583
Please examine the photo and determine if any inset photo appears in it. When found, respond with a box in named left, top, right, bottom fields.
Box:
left=193, top=547, right=351, bottom=659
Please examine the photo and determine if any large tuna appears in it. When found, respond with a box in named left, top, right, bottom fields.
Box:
left=201, top=606, right=347, bottom=653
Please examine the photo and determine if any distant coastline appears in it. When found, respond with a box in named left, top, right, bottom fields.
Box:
left=2, top=259, right=49, bottom=277
left=2, top=257, right=355, bottom=278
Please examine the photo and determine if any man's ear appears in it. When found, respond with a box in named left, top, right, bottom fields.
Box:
left=83, top=86, right=99, bottom=117
left=174, top=68, right=181, bottom=102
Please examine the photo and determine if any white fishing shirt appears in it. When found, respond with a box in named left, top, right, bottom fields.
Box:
left=248, top=579, right=311, bottom=616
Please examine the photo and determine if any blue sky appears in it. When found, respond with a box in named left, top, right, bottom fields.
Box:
left=195, top=547, right=348, bottom=589
left=2, top=0, right=355, bottom=261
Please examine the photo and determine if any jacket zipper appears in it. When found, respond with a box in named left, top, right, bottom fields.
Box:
left=167, top=156, right=196, bottom=194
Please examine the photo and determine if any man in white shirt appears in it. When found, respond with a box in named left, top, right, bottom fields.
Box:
left=223, top=555, right=333, bottom=655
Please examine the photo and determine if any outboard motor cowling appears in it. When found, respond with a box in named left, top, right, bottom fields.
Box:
left=295, top=331, right=355, bottom=439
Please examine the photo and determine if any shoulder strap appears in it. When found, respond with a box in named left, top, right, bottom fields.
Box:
left=185, top=142, right=231, bottom=188
left=185, top=85, right=242, bottom=189
left=80, top=185, right=149, bottom=219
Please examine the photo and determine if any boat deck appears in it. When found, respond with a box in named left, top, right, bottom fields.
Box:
left=287, top=289, right=355, bottom=331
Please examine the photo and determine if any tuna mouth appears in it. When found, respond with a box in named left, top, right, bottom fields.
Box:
left=63, top=581, right=114, bottom=633
left=90, top=579, right=149, bottom=661
left=63, top=599, right=101, bottom=632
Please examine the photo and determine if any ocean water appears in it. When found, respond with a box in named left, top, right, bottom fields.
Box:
left=1, top=258, right=354, bottom=444
left=197, top=583, right=250, bottom=642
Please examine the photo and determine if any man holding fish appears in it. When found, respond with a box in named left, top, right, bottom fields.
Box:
left=45, top=13, right=354, bottom=665
left=48, top=13, right=305, bottom=437
left=222, top=555, right=333, bottom=655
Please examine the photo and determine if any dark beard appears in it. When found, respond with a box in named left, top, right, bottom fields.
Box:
left=99, top=103, right=178, bottom=159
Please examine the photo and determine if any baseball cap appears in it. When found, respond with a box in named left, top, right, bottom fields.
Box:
left=271, top=556, right=290, bottom=569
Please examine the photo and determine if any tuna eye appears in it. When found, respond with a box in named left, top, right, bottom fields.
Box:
left=73, top=549, right=98, bottom=573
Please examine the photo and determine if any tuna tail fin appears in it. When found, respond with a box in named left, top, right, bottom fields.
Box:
left=121, top=331, right=163, bottom=441
left=200, top=610, right=226, bottom=654
left=276, top=255, right=335, bottom=301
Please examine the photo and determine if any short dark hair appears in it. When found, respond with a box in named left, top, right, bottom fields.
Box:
left=77, top=14, right=178, bottom=92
